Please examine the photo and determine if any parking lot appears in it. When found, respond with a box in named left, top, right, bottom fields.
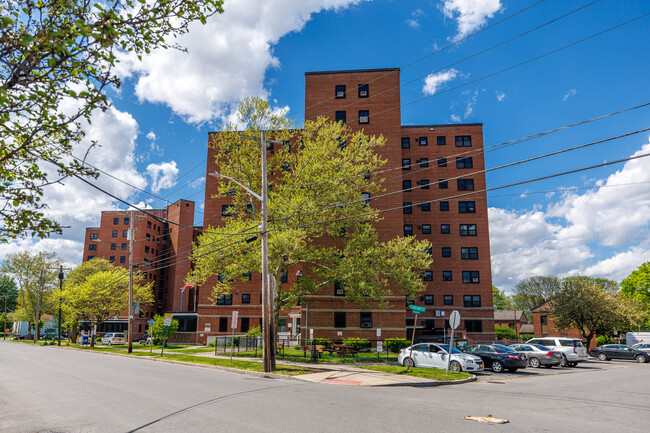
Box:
left=474, top=357, right=647, bottom=382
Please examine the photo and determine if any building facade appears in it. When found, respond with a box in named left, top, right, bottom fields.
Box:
left=82, top=199, right=199, bottom=337
left=196, top=68, right=495, bottom=345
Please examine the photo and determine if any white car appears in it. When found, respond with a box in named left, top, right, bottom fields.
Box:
left=398, top=343, right=484, bottom=372
left=101, top=332, right=125, bottom=345
left=526, top=337, right=588, bottom=367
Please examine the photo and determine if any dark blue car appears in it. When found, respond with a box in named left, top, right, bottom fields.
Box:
left=462, top=344, right=528, bottom=372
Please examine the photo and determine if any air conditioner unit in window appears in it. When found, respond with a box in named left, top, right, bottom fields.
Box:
left=472, top=278, right=479, bottom=282
left=336, top=91, right=344, bottom=97
left=359, top=116, right=369, bottom=123
left=360, top=90, right=368, bottom=96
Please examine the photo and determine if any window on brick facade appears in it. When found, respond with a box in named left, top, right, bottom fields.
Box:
left=420, top=179, right=430, bottom=189
left=465, top=320, right=483, bottom=332
left=402, top=159, right=411, bottom=170
left=418, top=157, right=429, bottom=168
left=456, top=157, right=473, bottom=169
left=109, top=256, right=115, bottom=263
left=281, top=272, right=288, bottom=284
left=242, top=294, right=251, bottom=304
left=439, top=179, right=448, bottom=189
left=221, top=205, right=234, bottom=217
left=461, top=247, right=479, bottom=260
left=241, top=318, right=250, bottom=333
left=147, top=221, right=152, bottom=228
left=401, top=137, right=410, bottom=149
left=122, top=230, right=128, bottom=237
left=421, top=203, right=430, bottom=212
left=464, top=295, right=481, bottom=307
left=87, top=255, right=95, bottom=261
left=444, top=295, right=453, bottom=305
left=440, top=201, right=449, bottom=211
left=217, top=294, right=233, bottom=305
left=462, top=271, right=480, bottom=284
left=242, top=272, right=252, bottom=281
left=113, top=217, right=119, bottom=225
left=334, top=281, right=345, bottom=296
left=121, top=243, right=127, bottom=250
left=459, top=201, right=476, bottom=213
left=404, top=225, right=413, bottom=236
left=437, top=136, right=446, bottom=145
left=88, top=244, right=97, bottom=251
left=358, top=84, right=369, bottom=98
left=419, top=136, right=428, bottom=146
left=424, top=295, right=433, bottom=305
left=110, top=243, right=116, bottom=250
left=361, top=192, right=370, bottom=205
left=112, top=230, right=117, bottom=238
left=90, top=233, right=98, bottom=240
left=219, top=317, right=228, bottom=332
left=120, top=256, right=125, bottom=263
left=423, top=271, right=433, bottom=281
left=437, top=158, right=447, bottom=167
left=334, top=312, right=347, bottom=328
left=360, top=312, right=372, bottom=328
left=358, top=110, right=369, bottom=124
left=403, top=180, right=412, bottom=191
left=124, top=217, right=129, bottom=225
left=403, top=202, right=412, bottom=214
left=335, top=111, right=346, bottom=124
left=421, top=224, right=431, bottom=234
left=424, top=247, right=432, bottom=256
left=144, top=246, right=150, bottom=254
left=441, top=247, right=451, bottom=257
left=460, top=224, right=477, bottom=236
left=455, top=135, right=472, bottom=147
left=335, top=84, right=346, bottom=98
left=457, top=179, right=474, bottom=191
left=442, top=271, right=452, bottom=281
left=440, top=224, right=450, bottom=234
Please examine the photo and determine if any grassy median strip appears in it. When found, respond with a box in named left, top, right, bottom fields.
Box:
left=223, top=348, right=399, bottom=364
left=358, top=365, right=472, bottom=381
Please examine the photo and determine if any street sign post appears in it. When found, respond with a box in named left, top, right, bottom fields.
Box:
left=446, top=310, right=461, bottom=375
left=406, top=305, right=426, bottom=371
left=149, top=319, right=154, bottom=353
left=230, top=311, right=238, bottom=364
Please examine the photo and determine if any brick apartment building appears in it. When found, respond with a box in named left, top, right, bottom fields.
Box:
left=196, top=68, right=495, bottom=345
left=82, top=199, right=200, bottom=337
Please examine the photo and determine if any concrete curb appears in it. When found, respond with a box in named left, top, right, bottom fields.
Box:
left=371, top=375, right=477, bottom=387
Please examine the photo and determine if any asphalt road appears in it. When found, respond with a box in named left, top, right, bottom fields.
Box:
left=1, top=341, right=649, bottom=433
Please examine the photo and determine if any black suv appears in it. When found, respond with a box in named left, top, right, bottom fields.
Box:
left=589, top=344, right=650, bottom=363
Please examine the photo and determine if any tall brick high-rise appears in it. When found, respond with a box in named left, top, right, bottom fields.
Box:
left=197, top=67, right=495, bottom=345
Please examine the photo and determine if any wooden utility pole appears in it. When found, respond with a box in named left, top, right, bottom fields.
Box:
left=58, top=265, right=63, bottom=346
left=128, top=210, right=134, bottom=353
left=34, top=270, right=43, bottom=343
left=261, top=130, right=276, bottom=372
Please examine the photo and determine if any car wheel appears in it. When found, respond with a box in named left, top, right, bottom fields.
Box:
left=403, top=357, right=416, bottom=368
left=107, top=341, right=111, bottom=346
left=450, top=361, right=462, bottom=372
left=491, top=361, right=504, bottom=373
left=635, top=354, right=646, bottom=363
left=560, top=355, right=569, bottom=367
left=597, top=353, right=607, bottom=361
left=529, top=357, right=541, bottom=368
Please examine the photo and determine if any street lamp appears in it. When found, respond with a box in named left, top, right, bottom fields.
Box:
left=209, top=130, right=282, bottom=372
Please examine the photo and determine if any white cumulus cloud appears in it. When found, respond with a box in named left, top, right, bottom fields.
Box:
left=423, top=69, right=459, bottom=95
left=441, top=0, right=502, bottom=41
left=563, top=88, right=577, bottom=102
left=496, top=91, right=506, bottom=102
left=146, top=161, right=180, bottom=193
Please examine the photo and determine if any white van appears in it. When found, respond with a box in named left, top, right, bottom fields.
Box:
left=101, top=332, right=126, bottom=345
left=526, top=337, right=588, bottom=367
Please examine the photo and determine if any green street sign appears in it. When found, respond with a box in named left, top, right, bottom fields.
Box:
left=409, top=305, right=426, bottom=313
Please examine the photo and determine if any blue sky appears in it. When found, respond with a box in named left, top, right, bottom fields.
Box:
left=3, top=0, right=650, bottom=292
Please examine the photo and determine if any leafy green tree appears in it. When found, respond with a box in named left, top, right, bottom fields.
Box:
left=151, top=315, right=179, bottom=347
left=0, top=0, right=224, bottom=242
left=1, top=251, right=59, bottom=341
left=189, top=99, right=433, bottom=370
left=621, top=262, right=650, bottom=327
left=512, top=275, right=562, bottom=320
left=63, top=259, right=153, bottom=347
left=492, top=286, right=512, bottom=311
left=494, top=325, right=517, bottom=341
left=551, top=276, right=643, bottom=349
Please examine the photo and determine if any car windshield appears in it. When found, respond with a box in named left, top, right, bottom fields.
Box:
left=533, top=344, right=550, bottom=351
left=493, top=344, right=517, bottom=353
left=438, top=344, right=462, bottom=354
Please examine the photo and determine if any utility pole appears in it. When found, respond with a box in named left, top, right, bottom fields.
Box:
left=260, top=130, right=276, bottom=372
left=128, top=210, right=134, bottom=354
left=58, top=265, right=64, bottom=346
left=3, top=291, right=7, bottom=341
left=35, top=270, right=43, bottom=343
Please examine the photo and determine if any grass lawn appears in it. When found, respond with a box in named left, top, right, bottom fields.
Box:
left=358, top=365, right=472, bottom=381
left=220, top=347, right=399, bottom=364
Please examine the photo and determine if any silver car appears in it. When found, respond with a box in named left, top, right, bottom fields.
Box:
left=509, top=344, right=562, bottom=368
left=631, top=343, right=650, bottom=353
left=398, top=343, right=484, bottom=372
left=101, top=332, right=125, bottom=345
left=526, top=337, right=588, bottom=367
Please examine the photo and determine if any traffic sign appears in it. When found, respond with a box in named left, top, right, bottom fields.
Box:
left=376, top=328, right=381, bottom=337
left=449, top=310, right=461, bottom=330
left=409, top=305, right=425, bottom=314
left=231, top=311, right=238, bottom=329
left=163, top=313, right=173, bottom=327
left=149, top=319, right=154, bottom=328
left=377, top=341, right=383, bottom=352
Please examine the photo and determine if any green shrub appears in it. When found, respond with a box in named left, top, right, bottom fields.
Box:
left=343, top=337, right=370, bottom=351
left=495, top=325, right=517, bottom=340
left=311, top=337, right=331, bottom=347
left=596, top=335, right=615, bottom=346
left=384, top=338, right=410, bottom=352
left=294, top=344, right=302, bottom=350
left=247, top=326, right=262, bottom=336
left=519, top=333, right=536, bottom=341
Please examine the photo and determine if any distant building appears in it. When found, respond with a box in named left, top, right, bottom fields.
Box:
left=82, top=199, right=200, bottom=338
left=531, top=301, right=595, bottom=347
left=494, top=310, right=528, bottom=335
left=197, top=68, right=495, bottom=345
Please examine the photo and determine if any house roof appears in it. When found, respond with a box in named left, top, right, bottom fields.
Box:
left=494, top=310, right=527, bottom=322
left=519, top=324, right=535, bottom=334
left=532, top=301, right=552, bottom=313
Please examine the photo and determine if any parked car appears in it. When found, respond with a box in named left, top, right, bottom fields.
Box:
left=526, top=337, right=588, bottom=367
left=462, top=344, right=527, bottom=373
left=138, top=334, right=152, bottom=344
left=101, top=332, right=125, bottom=345
left=589, top=344, right=650, bottom=363
left=397, top=343, right=485, bottom=372
left=509, top=343, right=562, bottom=368
left=631, top=343, right=650, bottom=353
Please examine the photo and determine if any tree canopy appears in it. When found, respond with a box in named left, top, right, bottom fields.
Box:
left=621, top=261, right=650, bottom=304
left=0, top=0, right=224, bottom=242
left=0, top=274, right=18, bottom=311
left=189, top=97, right=433, bottom=313
left=492, top=286, right=512, bottom=311
left=512, top=275, right=562, bottom=314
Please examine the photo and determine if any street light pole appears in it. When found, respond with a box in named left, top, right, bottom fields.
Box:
left=58, top=265, right=64, bottom=346
left=128, top=210, right=134, bottom=354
